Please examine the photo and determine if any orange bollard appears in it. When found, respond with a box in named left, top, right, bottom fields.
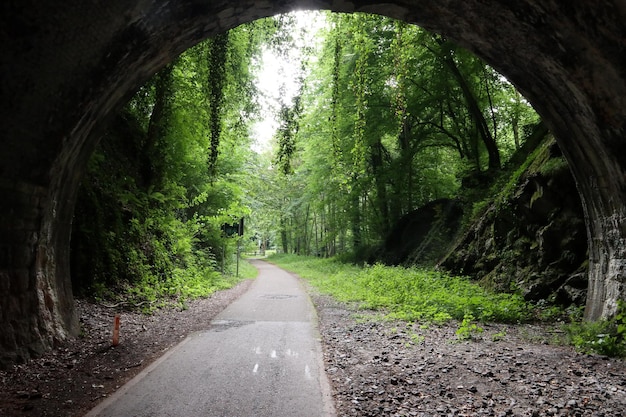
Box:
left=112, top=314, right=120, bottom=346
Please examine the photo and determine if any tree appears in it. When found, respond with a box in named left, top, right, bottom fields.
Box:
left=71, top=21, right=271, bottom=298
left=251, top=12, right=539, bottom=259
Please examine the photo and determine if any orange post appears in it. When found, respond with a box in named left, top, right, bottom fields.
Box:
left=112, top=314, right=120, bottom=346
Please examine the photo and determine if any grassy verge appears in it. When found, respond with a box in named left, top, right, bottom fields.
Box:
left=563, top=301, right=626, bottom=357
left=95, top=259, right=258, bottom=313
left=268, top=254, right=532, bottom=324
left=269, top=254, right=626, bottom=356
left=236, top=258, right=260, bottom=280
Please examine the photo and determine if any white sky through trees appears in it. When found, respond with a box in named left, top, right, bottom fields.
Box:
left=251, top=11, right=326, bottom=153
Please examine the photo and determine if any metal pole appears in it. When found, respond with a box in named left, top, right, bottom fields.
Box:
left=222, top=242, right=225, bottom=274
left=236, top=239, right=240, bottom=278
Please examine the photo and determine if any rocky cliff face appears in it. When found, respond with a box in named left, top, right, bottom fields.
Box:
left=378, top=138, right=588, bottom=307
left=374, top=199, right=464, bottom=267
left=443, top=139, right=588, bottom=305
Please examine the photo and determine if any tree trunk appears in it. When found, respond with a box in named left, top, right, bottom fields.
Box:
left=207, top=33, right=229, bottom=176
left=144, top=65, right=174, bottom=187
left=438, top=40, right=501, bottom=170
left=371, top=140, right=390, bottom=234
left=350, top=185, right=362, bottom=250
left=280, top=217, right=288, bottom=254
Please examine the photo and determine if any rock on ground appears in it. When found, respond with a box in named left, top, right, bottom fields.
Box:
left=1, top=277, right=625, bottom=417
left=312, top=293, right=626, bottom=417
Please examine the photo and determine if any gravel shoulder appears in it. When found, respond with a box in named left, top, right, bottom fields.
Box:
left=0, top=279, right=253, bottom=417
left=1, top=272, right=625, bottom=417
left=311, top=292, right=626, bottom=417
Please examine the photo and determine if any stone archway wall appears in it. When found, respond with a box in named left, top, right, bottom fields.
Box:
left=0, top=1, right=625, bottom=364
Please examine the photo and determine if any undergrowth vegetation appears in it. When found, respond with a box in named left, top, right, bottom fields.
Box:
left=564, top=301, right=626, bottom=357
left=269, top=254, right=533, bottom=323
left=91, top=247, right=256, bottom=313
left=269, top=254, right=626, bottom=357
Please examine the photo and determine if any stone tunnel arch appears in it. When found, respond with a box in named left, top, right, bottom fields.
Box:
left=1, top=1, right=625, bottom=364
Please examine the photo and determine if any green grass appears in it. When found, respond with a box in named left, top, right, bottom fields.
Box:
left=268, top=254, right=626, bottom=357
left=98, top=259, right=258, bottom=313
left=562, top=301, right=626, bottom=357
left=172, top=257, right=258, bottom=301
left=236, top=258, right=260, bottom=280
left=268, top=254, right=533, bottom=324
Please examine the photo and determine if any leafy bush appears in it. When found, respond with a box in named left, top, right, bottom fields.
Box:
left=455, top=313, right=484, bottom=341
left=564, top=301, right=626, bottom=357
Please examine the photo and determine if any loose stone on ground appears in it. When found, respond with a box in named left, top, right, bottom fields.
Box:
left=1, top=276, right=625, bottom=416
left=311, top=293, right=626, bottom=417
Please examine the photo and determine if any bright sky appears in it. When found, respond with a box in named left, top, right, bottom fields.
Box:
left=251, top=11, right=326, bottom=153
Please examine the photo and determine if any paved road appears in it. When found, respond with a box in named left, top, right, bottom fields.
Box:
left=86, top=260, right=335, bottom=417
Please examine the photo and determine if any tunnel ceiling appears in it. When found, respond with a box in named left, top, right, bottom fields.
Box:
left=0, top=1, right=625, bottom=366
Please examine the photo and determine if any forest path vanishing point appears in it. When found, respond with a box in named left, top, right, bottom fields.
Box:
left=1, top=259, right=626, bottom=416
left=86, top=259, right=335, bottom=417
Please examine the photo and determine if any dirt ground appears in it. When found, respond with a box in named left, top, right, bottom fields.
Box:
left=1, top=275, right=625, bottom=417
left=0, top=280, right=253, bottom=417
left=313, top=294, right=626, bottom=417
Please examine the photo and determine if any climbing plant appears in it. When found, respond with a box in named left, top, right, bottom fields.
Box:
left=70, top=22, right=274, bottom=303
left=251, top=11, right=539, bottom=259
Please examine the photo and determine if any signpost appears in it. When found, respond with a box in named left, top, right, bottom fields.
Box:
left=221, top=218, right=244, bottom=277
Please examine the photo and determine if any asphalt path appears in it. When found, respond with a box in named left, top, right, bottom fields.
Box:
left=86, top=259, right=335, bottom=417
